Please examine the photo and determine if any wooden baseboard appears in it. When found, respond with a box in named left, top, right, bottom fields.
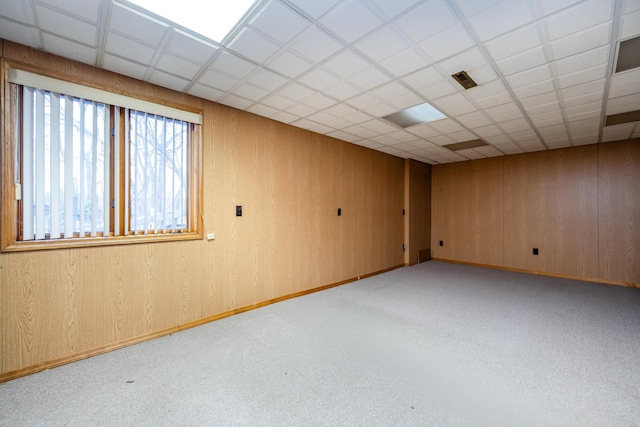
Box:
left=431, top=258, right=638, bottom=289
left=0, top=264, right=405, bottom=384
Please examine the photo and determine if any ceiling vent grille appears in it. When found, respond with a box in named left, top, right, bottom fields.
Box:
left=452, top=71, right=477, bottom=89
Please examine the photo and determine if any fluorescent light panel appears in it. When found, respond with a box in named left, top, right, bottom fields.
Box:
left=127, top=0, right=255, bottom=42
left=382, top=102, right=446, bottom=128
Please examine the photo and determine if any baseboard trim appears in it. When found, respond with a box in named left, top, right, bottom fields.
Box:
left=431, top=258, right=638, bottom=289
left=0, top=264, right=405, bottom=384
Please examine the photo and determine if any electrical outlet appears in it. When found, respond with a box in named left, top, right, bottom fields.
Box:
left=206, top=233, right=215, bottom=241
left=439, top=240, right=443, bottom=247
left=236, top=206, right=242, bottom=216
left=533, top=248, right=539, bottom=255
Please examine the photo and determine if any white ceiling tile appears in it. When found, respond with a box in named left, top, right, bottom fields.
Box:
left=220, top=94, right=254, bottom=110
left=519, top=139, right=547, bottom=152
left=467, top=0, right=533, bottom=41
left=289, top=27, right=343, bottom=62
left=437, top=48, right=486, bottom=75
left=387, top=91, right=424, bottom=110
left=325, top=116, right=353, bottom=128
left=483, top=102, right=524, bottom=122
left=287, top=0, right=341, bottom=19
left=155, top=53, right=201, bottom=80
left=370, top=0, right=423, bottom=18
left=496, top=46, right=547, bottom=75
left=250, top=0, right=310, bottom=44
left=42, top=32, right=97, bottom=64
left=402, top=66, right=447, bottom=89
left=497, top=118, right=532, bottom=133
left=456, top=148, right=486, bottom=159
left=36, top=5, right=96, bottom=46
left=386, top=130, right=421, bottom=143
left=623, top=0, right=640, bottom=14
left=210, top=51, right=256, bottom=79
left=559, top=79, right=606, bottom=99
left=474, top=145, right=503, bottom=157
left=571, top=135, right=599, bottom=145
left=289, top=103, right=316, bottom=117
left=602, top=123, right=634, bottom=142
left=105, top=31, right=155, bottom=63
left=473, top=92, right=513, bottom=109
left=530, top=111, right=564, bottom=127
left=549, top=22, right=611, bottom=60
left=188, top=83, right=225, bottom=101
left=322, top=50, right=370, bottom=78
left=509, top=129, right=538, bottom=140
left=456, top=111, right=492, bottom=128
left=428, top=118, right=466, bottom=133
left=103, top=53, right=148, bottom=80
left=278, top=82, right=316, bottom=101
left=606, top=94, right=640, bottom=115
left=620, top=8, right=640, bottom=39
left=416, top=80, right=459, bottom=99
left=346, top=93, right=383, bottom=109
left=455, top=0, right=503, bottom=17
left=544, top=139, right=571, bottom=149
left=563, top=91, right=604, bottom=108
left=512, top=79, right=555, bottom=99
left=346, top=67, right=392, bottom=90
left=232, top=83, right=269, bottom=101
left=440, top=102, right=476, bottom=116
left=484, top=133, right=514, bottom=144
left=536, top=0, right=582, bottom=16
left=267, top=50, right=314, bottom=78
left=0, top=0, right=35, bottom=24
left=448, top=130, right=477, bottom=142
left=506, top=65, right=553, bottom=89
left=303, top=93, right=337, bottom=110
left=148, top=70, right=189, bottom=92
left=165, top=30, right=218, bottom=65
left=484, top=23, right=541, bottom=61
left=564, top=110, right=600, bottom=122
left=370, top=81, right=411, bottom=99
left=543, top=0, right=614, bottom=41
left=246, top=68, right=289, bottom=91
left=395, top=0, right=458, bottom=43
left=418, top=24, right=475, bottom=62
left=355, top=26, right=410, bottom=62
left=524, top=100, right=560, bottom=116
left=344, top=124, right=378, bottom=138
left=554, top=45, right=609, bottom=76
left=362, top=102, right=397, bottom=117
left=227, top=27, right=280, bottom=62
left=320, top=0, right=383, bottom=43
left=610, top=68, right=640, bottom=93
left=297, top=67, right=341, bottom=90
left=465, top=64, right=499, bottom=84
left=492, top=142, right=524, bottom=154
left=199, top=69, right=239, bottom=91
left=323, top=81, right=362, bottom=101
left=260, top=94, right=297, bottom=109
left=556, top=64, right=608, bottom=89
left=379, top=47, right=431, bottom=77
left=0, top=17, right=39, bottom=46
left=567, top=118, right=600, bottom=135
left=109, top=3, right=168, bottom=45
left=520, top=91, right=559, bottom=108
left=429, top=134, right=458, bottom=146
left=538, top=123, right=569, bottom=138
left=432, top=92, right=469, bottom=110
left=40, top=0, right=100, bottom=22
left=466, top=80, right=506, bottom=100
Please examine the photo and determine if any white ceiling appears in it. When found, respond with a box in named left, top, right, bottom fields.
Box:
left=1, top=0, right=639, bottom=164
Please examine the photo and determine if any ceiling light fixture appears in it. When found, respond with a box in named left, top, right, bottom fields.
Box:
left=615, top=36, right=640, bottom=73
left=126, top=0, right=256, bottom=43
left=452, top=70, right=478, bottom=89
left=381, top=102, right=446, bottom=128
left=443, top=139, right=488, bottom=151
left=605, top=110, right=640, bottom=126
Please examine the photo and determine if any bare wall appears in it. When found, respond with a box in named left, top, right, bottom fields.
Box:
left=431, top=141, right=640, bottom=286
left=0, top=42, right=406, bottom=377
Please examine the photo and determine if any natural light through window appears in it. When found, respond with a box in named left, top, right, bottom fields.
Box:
left=127, top=0, right=256, bottom=42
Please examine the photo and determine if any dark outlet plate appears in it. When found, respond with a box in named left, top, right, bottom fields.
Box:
left=338, top=208, right=341, bottom=216
left=533, top=248, right=539, bottom=255
left=439, top=240, right=443, bottom=247
left=236, top=206, right=242, bottom=217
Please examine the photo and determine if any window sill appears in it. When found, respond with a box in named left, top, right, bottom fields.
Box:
left=1, top=232, right=203, bottom=252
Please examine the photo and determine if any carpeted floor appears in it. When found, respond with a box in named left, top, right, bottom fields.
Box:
left=1, top=261, right=639, bottom=426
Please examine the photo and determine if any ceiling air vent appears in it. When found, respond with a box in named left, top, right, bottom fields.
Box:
left=443, top=139, right=488, bottom=151
left=452, top=71, right=477, bottom=89
left=615, top=36, right=640, bottom=73
left=605, top=110, right=640, bottom=126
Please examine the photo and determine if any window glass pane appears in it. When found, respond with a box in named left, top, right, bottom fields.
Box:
left=128, top=110, right=189, bottom=233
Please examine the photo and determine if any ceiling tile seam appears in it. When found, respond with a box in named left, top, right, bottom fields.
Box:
left=95, top=0, right=112, bottom=68
left=530, top=0, right=577, bottom=147
left=445, top=0, right=549, bottom=152
left=599, top=0, right=624, bottom=143
left=35, top=1, right=99, bottom=26
left=141, top=27, right=174, bottom=82
left=29, top=0, right=45, bottom=49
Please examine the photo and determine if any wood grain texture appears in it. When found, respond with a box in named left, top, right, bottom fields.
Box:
left=503, top=145, right=598, bottom=278
left=405, top=159, right=431, bottom=265
left=431, top=157, right=504, bottom=266
left=598, top=140, right=640, bottom=284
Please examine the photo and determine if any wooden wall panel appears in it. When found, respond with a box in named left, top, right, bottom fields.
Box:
left=1, top=42, right=408, bottom=376
left=503, top=146, right=598, bottom=278
left=431, top=157, right=503, bottom=266
left=598, top=140, right=640, bottom=285
left=405, top=159, right=431, bottom=265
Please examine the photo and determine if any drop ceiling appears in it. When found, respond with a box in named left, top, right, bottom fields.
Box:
left=1, top=0, right=639, bottom=164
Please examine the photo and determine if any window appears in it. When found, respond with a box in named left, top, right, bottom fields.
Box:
left=2, top=68, right=202, bottom=250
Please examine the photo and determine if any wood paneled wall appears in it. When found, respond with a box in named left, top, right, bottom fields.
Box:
left=432, top=141, right=640, bottom=286
left=404, top=159, right=432, bottom=265
left=0, top=42, right=406, bottom=377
